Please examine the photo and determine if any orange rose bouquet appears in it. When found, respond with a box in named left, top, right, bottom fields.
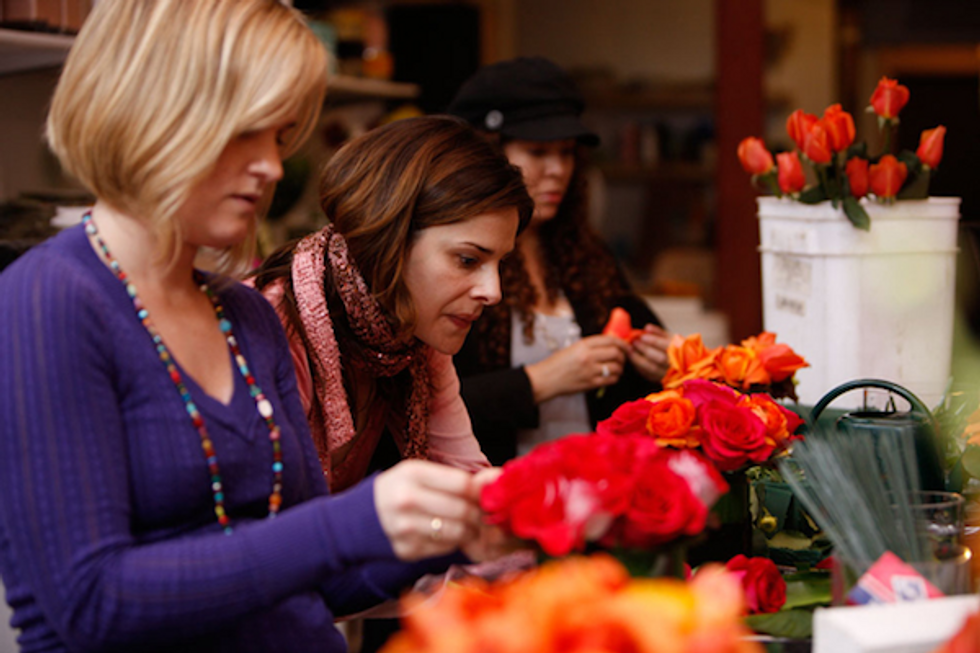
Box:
left=663, top=331, right=808, bottom=402
left=597, top=379, right=804, bottom=472
left=383, top=554, right=764, bottom=653
left=738, top=76, right=946, bottom=230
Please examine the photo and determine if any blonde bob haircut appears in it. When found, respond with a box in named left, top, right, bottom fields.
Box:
left=46, top=0, right=328, bottom=274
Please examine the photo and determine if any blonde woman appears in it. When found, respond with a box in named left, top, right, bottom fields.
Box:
left=0, top=2, right=501, bottom=651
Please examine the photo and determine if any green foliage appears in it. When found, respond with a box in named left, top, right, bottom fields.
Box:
left=745, top=609, right=814, bottom=640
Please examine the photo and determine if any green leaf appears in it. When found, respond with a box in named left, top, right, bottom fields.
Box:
left=897, top=150, right=922, bottom=176
left=962, top=445, right=980, bottom=479
left=798, top=186, right=827, bottom=204
left=745, top=609, right=814, bottom=639
left=842, top=196, right=871, bottom=230
left=897, top=167, right=930, bottom=200
left=782, top=573, right=832, bottom=610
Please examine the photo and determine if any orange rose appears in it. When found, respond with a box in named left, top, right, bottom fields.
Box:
left=715, top=345, right=770, bottom=390
left=646, top=395, right=699, bottom=448
left=776, top=151, right=805, bottom=194
left=869, top=154, right=908, bottom=199
left=737, top=137, right=775, bottom=175
left=757, top=343, right=809, bottom=382
left=737, top=394, right=791, bottom=449
left=740, top=332, right=777, bottom=353
left=801, top=121, right=832, bottom=165
left=664, top=333, right=722, bottom=389
left=786, top=109, right=818, bottom=151
left=845, top=157, right=869, bottom=198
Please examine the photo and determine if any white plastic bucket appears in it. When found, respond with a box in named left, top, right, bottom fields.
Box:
left=757, top=196, right=961, bottom=408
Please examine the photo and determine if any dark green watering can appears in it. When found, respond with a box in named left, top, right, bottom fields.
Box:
left=808, top=379, right=947, bottom=492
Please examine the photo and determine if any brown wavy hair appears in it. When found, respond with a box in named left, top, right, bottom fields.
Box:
left=468, top=144, right=632, bottom=367
left=254, top=115, right=533, bottom=351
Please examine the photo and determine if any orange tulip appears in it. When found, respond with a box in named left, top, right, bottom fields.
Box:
left=869, top=154, right=908, bottom=199
left=715, top=345, right=770, bottom=390
left=801, top=122, right=832, bottom=165
left=786, top=109, right=818, bottom=151
left=869, top=76, right=910, bottom=120
left=821, top=104, right=856, bottom=152
left=776, top=151, right=805, bottom=194
left=845, top=157, right=869, bottom=198
left=737, top=137, right=775, bottom=175
left=916, top=125, right=946, bottom=169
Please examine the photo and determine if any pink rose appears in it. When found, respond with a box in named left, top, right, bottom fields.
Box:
left=725, top=555, right=787, bottom=614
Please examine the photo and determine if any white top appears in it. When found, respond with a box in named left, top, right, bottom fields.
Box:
left=511, top=309, right=592, bottom=457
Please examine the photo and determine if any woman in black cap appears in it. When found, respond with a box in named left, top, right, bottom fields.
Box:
left=449, top=56, right=672, bottom=466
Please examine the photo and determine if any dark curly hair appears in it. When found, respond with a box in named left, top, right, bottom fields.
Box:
left=468, top=145, right=633, bottom=367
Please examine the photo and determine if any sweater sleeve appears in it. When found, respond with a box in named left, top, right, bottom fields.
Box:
left=425, top=350, right=490, bottom=471
left=0, top=261, right=404, bottom=652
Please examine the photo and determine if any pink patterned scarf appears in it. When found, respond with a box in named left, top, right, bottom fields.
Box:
left=291, top=224, right=430, bottom=488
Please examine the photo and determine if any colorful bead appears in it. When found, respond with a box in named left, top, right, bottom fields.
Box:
left=82, top=212, right=284, bottom=535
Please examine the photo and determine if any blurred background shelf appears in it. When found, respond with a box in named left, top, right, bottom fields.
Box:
left=325, top=74, right=419, bottom=103
left=0, top=28, right=73, bottom=76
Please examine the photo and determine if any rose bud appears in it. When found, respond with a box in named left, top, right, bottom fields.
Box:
left=786, top=109, right=818, bottom=151
left=821, top=104, right=856, bottom=152
left=869, top=76, right=910, bottom=120
left=869, top=154, right=908, bottom=199
left=737, top=137, right=775, bottom=175
left=801, top=122, right=832, bottom=165
left=916, top=125, right=946, bottom=169
left=845, top=157, right=869, bottom=198
left=776, top=151, right=805, bottom=194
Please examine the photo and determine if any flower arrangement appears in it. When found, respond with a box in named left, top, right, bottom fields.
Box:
left=737, top=76, right=947, bottom=230
left=480, top=432, right=728, bottom=557
left=382, top=554, right=765, bottom=653
left=598, top=379, right=804, bottom=473
left=662, top=331, right=808, bottom=402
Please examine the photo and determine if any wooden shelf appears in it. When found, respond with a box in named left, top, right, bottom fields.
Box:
left=598, top=161, right=713, bottom=183
left=325, top=75, right=419, bottom=103
left=0, top=28, right=73, bottom=76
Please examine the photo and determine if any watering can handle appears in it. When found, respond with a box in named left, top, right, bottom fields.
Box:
left=807, top=378, right=933, bottom=429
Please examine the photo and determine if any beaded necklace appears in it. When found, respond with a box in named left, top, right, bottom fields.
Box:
left=82, top=212, right=283, bottom=534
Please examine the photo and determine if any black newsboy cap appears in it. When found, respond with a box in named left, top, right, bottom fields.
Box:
left=447, top=56, right=599, bottom=146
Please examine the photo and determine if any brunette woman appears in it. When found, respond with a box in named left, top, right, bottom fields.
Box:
left=252, top=116, right=533, bottom=493
left=448, top=57, right=673, bottom=465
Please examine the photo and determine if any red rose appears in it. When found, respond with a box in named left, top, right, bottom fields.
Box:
left=776, top=151, right=805, bottom=194
left=699, top=401, right=773, bottom=471
left=596, top=399, right=652, bottom=438
left=801, top=121, right=832, bottom=165
left=481, top=434, right=635, bottom=556
left=681, top=379, right=739, bottom=412
left=725, top=555, right=787, bottom=614
left=605, top=447, right=725, bottom=549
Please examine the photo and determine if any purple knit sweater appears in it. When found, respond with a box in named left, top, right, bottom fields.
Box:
left=0, top=225, right=454, bottom=652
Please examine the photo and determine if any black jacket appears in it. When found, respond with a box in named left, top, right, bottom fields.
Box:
left=453, top=294, right=663, bottom=466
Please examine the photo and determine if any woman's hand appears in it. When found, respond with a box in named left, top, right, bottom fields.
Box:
left=524, top=334, right=629, bottom=404
left=459, top=468, right=526, bottom=563
left=374, top=460, right=485, bottom=561
left=626, top=324, right=672, bottom=382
